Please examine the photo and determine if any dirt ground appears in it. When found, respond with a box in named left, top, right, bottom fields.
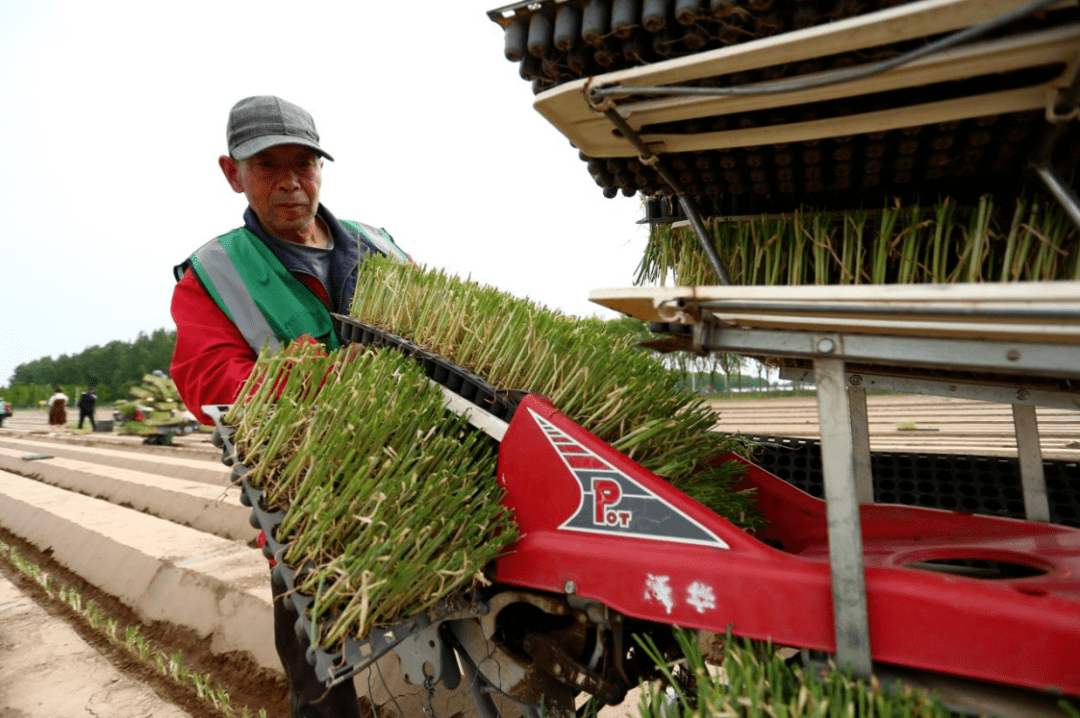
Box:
left=0, top=407, right=289, bottom=717
left=0, top=527, right=291, bottom=718
left=0, top=409, right=282, bottom=717
left=0, top=569, right=191, bottom=718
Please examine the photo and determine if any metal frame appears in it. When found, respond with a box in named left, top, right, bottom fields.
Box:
left=569, top=0, right=1080, bottom=285
left=691, top=317, right=1080, bottom=675
left=590, top=283, right=1080, bottom=677
left=528, top=0, right=1080, bottom=287
left=813, top=352, right=873, bottom=675
left=778, top=368, right=1080, bottom=412
left=1030, top=44, right=1080, bottom=233
left=532, top=0, right=1080, bottom=160
left=778, top=364, right=1077, bottom=522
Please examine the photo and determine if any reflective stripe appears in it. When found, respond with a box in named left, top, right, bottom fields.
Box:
left=180, top=219, right=386, bottom=355
left=347, top=220, right=410, bottom=263
left=190, top=241, right=282, bottom=355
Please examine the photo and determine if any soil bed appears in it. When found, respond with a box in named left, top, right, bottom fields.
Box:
left=0, top=526, right=290, bottom=718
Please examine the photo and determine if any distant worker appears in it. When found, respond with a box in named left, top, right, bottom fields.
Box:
left=169, top=95, right=409, bottom=718
left=78, top=387, right=98, bottom=430
left=47, top=387, right=68, bottom=426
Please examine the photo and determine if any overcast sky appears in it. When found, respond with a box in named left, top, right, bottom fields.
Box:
left=0, top=0, right=649, bottom=387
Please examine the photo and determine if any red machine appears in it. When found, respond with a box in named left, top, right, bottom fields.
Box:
left=288, top=296, right=1077, bottom=717
left=493, top=393, right=1080, bottom=698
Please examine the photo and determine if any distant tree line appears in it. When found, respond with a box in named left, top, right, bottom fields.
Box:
left=2, top=329, right=175, bottom=406
left=683, top=366, right=816, bottom=396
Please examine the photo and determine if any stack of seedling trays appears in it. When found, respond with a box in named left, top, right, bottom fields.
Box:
left=488, top=0, right=1080, bottom=214
left=217, top=458, right=474, bottom=688
left=115, top=374, right=202, bottom=445
left=209, top=256, right=759, bottom=690
left=210, top=330, right=515, bottom=688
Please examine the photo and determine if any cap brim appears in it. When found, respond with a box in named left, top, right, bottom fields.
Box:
left=230, top=135, right=334, bottom=162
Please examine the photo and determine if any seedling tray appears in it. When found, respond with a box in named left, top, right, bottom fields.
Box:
left=333, top=314, right=523, bottom=423
left=212, top=424, right=477, bottom=688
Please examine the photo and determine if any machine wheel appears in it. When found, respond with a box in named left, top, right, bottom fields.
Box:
left=447, top=616, right=579, bottom=718
left=435, top=590, right=699, bottom=718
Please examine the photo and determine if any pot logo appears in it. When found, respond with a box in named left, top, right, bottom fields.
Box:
left=528, top=408, right=729, bottom=549
left=593, top=478, right=631, bottom=527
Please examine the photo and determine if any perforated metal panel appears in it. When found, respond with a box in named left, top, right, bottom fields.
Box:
left=738, top=434, right=1080, bottom=527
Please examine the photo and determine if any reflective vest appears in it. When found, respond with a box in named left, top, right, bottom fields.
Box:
left=176, top=220, right=405, bottom=356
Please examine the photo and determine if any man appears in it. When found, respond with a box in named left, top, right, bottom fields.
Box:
left=170, top=95, right=407, bottom=718
left=171, top=94, right=408, bottom=427
left=77, top=387, right=97, bottom=430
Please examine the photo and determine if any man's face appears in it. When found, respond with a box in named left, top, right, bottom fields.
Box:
left=220, top=145, right=323, bottom=242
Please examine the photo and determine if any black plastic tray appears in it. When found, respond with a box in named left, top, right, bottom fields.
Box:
left=333, top=313, right=523, bottom=423
left=229, top=457, right=435, bottom=686
left=210, top=362, right=490, bottom=687
left=740, top=433, right=1080, bottom=528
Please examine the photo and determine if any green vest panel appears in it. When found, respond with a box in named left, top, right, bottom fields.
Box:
left=188, top=229, right=341, bottom=355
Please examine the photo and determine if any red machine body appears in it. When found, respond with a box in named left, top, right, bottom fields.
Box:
left=493, top=394, right=1080, bottom=697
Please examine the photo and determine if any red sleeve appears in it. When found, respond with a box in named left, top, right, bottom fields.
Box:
left=170, top=269, right=258, bottom=425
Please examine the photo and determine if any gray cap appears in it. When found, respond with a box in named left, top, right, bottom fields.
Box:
left=226, top=95, right=334, bottom=161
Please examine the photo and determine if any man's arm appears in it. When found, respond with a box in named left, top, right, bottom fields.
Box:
left=170, top=269, right=259, bottom=425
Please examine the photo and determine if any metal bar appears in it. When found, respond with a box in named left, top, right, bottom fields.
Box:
left=695, top=300, right=1080, bottom=320
left=598, top=106, right=731, bottom=285
left=586, top=0, right=1062, bottom=101
left=437, top=383, right=508, bottom=441
left=697, top=325, right=1080, bottom=378
left=779, top=367, right=1080, bottom=412
left=848, top=384, right=875, bottom=504
left=814, top=350, right=873, bottom=678
left=1023, top=3, right=1078, bottom=222
left=636, top=88, right=1051, bottom=155
left=1029, top=56, right=1080, bottom=166
left=678, top=194, right=731, bottom=286
left=1032, top=164, right=1080, bottom=234
left=1012, top=404, right=1052, bottom=521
